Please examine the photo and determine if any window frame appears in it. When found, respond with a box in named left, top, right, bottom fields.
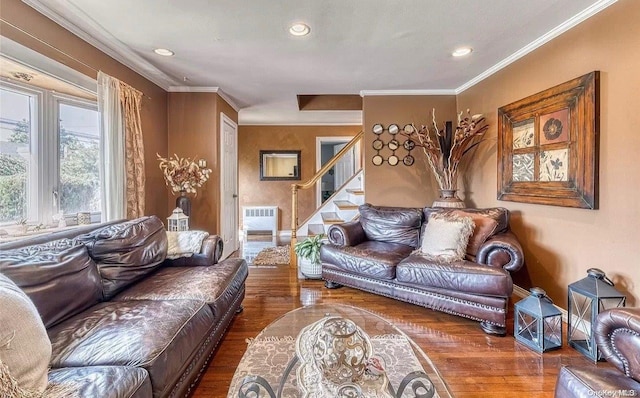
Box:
left=0, top=78, right=100, bottom=227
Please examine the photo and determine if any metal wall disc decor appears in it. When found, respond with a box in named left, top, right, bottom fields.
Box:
left=370, top=123, right=417, bottom=166
left=403, top=139, right=415, bottom=151
left=403, top=155, right=415, bottom=166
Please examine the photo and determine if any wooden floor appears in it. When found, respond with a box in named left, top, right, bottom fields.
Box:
left=191, top=264, right=605, bottom=398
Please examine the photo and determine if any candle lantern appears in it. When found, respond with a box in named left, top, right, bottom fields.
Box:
left=568, top=268, right=626, bottom=361
left=167, top=207, right=189, bottom=231
left=514, top=287, right=563, bottom=353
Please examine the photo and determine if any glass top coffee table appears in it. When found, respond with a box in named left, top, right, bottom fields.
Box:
left=228, top=304, right=453, bottom=397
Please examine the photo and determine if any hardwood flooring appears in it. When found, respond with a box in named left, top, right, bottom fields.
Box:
left=191, top=263, right=606, bottom=398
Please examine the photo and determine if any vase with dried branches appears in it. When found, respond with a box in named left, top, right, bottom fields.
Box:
left=403, top=109, right=489, bottom=207
left=157, top=154, right=212, bottom=216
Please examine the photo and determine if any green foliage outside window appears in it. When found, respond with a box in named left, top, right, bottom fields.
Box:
left=0, top=119, right=100, bottom=222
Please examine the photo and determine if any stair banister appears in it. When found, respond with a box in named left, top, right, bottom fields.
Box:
left=290, top=131, right=364, bottom=267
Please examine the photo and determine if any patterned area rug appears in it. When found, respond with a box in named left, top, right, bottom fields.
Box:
left=252, top=246, right=290, bottom=265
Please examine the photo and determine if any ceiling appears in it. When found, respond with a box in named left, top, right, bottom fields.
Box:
left=23, top=0, right=614, bottom=125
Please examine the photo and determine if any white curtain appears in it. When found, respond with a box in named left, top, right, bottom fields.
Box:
left=97, top=71, right=126, bottom=221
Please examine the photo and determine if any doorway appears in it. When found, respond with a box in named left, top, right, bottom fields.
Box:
left=315, top=136, right=358, bottom=207
left=220, top=113, right=238, bottom=259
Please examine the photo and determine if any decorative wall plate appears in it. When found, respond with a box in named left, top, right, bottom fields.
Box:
left=388, top=124, right=399, bottom=135
left=388, top=140, right=399, bottom=151
left=372, top=139, right=384, bottom=150
left=403, top=140, right=415, bottom=151
left=372, top=155, right=383, bottom=166
left=403, top=155, right=414, bottom=166
left=403, top=124, right=415, bottom=134
left=372, top=124, right=384, bottom=135
left=388, top=155, right=399, bottom=166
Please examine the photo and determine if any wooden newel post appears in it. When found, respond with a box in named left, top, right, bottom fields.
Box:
left=290, top=184, right=298, bottom=268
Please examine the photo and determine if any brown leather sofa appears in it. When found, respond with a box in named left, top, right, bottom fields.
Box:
left=0, top=216, right=248, bottom=398
left=555, top=307, right=640, bottom=397
left=321, top=204, right=524, bottom=336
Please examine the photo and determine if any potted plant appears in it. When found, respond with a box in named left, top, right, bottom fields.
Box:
left=294, top=234, right=325, bottom=279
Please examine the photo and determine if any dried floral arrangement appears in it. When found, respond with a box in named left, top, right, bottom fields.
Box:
left=403, top=109, right=489, bottom=191
left=157, top=154, right=212, bottom=195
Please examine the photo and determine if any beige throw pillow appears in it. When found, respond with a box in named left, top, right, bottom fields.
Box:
left=453, top=210, right=499, bottom=256
left=420, top=213, right=475, bottom=262
left=0, top=273, right=51, bottom=395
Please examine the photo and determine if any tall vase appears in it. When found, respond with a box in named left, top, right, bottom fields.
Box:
left=432, top=189, right=465, bottom=208
left=176, top=190, right=191, bottom=216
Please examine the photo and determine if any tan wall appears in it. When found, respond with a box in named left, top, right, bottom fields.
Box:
left=166, top=93, right=238, bottom=233
left=363, top=96, right=457, bottom=207
left=456, top=0, right=640, bottom=305
left=0, top=0, right=168, bottom=218
left=239, top=126, right=361, bottom=231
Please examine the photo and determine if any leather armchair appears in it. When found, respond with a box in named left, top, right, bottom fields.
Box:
left=555, top=307, right=640, bottom=397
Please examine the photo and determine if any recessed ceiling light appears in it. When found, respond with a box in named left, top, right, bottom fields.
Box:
left=452, top=47, right=473, bottom=57
left=154, top=48, right=175, bottom=56
left=289, top=23, right=310, bottom=36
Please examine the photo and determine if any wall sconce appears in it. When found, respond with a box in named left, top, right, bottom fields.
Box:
left=198, top=159, right=207, bottom=168
left=568, top=268, right=626, bottom=361
left=514, top=287, right=562, bottom=353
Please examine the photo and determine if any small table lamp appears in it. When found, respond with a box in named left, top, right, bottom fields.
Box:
left=568, top=268, right=626, bottom=361
left=514, top=287, right=562, bottom=353
left=167, top=207, right=189, bottom=231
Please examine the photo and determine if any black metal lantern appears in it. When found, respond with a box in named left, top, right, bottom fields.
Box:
left=514, top=287, right=563, bottom=353
left=568, top=268, right=626, bottom=361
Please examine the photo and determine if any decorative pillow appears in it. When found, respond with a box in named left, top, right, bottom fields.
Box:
left=419, top=213, right=475, bottom=262
left=0, top=273, right=51, bottom=395
left=166, top=230, right=209, bottom=259
left=0, top=239, right=103, bottom=328
left=453, top=210, right=499, bottom=257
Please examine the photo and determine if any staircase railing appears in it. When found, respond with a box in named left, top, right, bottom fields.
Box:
left=290, top=130, right=364, bottom=267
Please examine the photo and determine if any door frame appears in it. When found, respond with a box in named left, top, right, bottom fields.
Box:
left=220, top=112, right=238, bottom=259
left=315, top=136, right=355, bottom=207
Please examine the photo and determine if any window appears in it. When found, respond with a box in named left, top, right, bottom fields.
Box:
left=0, top=80, right=100, bottom=227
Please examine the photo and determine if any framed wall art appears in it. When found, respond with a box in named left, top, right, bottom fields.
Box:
left=497, top=71, right=599, bottom=209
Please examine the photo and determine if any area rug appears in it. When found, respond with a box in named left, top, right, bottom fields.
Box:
left=252, top=245, right=290, bottom=265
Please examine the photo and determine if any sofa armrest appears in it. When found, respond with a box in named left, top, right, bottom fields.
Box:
left=327, top=221, right=366, bottom=247
left=165, top=235, right=224, bottom=266
left=595, top=307, right=640, bottom=382
left=476, top=231, right=524, bottom=273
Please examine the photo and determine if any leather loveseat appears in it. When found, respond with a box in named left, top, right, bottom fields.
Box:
left=321, top=204, right=524, bottom=336
left=555, top=307, right=640, bottom=397
left=0, top=216, right=248, bottom=398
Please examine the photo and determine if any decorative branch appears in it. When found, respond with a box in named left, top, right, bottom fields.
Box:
left=399, top=109, right=489, bottom=191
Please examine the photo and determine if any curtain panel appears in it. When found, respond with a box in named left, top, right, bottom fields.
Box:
left=97, top=71, right=145, bottom=221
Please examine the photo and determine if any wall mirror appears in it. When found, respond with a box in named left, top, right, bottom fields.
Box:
left=259, top=150, right=301, bottom=181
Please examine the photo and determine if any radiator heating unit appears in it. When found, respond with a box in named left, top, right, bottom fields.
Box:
left=242, top=206, right=278, bottom=235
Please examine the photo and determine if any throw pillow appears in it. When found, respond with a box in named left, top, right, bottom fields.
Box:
left=0, top=273, right=51, bottom=395
left=419, top=212, right=475, bottom=262
left=166, top=230, right=209, bottom=259
left=453, top=210, right=499, bottom=257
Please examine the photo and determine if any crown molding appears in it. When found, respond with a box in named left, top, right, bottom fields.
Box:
left=360, top=89, right=456, bottom=97
left=168, top=86, right=219, bottom=92
left=240, top=122, right=363, bottom=126
left=167, top=86, right=240, bottom=111
left=455, top=0, right=618, bottom=94
left=22, top=0, right=179, bottom=90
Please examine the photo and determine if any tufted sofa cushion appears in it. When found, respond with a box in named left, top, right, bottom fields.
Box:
left=359, top=204, right=423, bottom=248
left=76, top=216, right=167, bottom=299
left=0, top=239, right=102, bottom=328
